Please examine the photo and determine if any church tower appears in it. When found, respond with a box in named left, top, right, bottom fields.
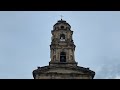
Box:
left=49, top=19, right=77, bottom=67
left=32, top=19, right=95, bottom=79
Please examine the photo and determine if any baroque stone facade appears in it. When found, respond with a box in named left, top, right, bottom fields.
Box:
left=32, top=19, right=95, bottom=79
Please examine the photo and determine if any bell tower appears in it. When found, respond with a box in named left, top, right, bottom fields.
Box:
left=32, top=19, right=95, bottom=79
left=49, top=19, right=77, bottom=67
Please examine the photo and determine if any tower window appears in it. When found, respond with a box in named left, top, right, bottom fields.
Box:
left=61, top=26, right=64, bottom=29
left=60, top=52, right=66, bottom=62
left=60, top=34, right=65, bottom=41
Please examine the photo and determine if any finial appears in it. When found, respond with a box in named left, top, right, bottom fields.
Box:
left=60, top=15, right=63, bottom=20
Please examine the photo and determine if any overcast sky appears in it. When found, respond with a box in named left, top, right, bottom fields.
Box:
left=0, top=11, right=120, bottom=79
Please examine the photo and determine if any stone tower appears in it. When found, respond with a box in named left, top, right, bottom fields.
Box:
left=32, top=19, right=95, bottom=79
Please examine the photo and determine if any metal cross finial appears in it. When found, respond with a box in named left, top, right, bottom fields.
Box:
left=60, top=15, right=63, bottom=20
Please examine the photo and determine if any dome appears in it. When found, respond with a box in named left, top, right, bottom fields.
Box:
left=53, top=19, right=71, bottom=30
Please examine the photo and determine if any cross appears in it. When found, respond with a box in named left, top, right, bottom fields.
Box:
left=60, top=15, right=63, bottom=20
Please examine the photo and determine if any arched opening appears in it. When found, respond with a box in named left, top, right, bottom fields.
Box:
left=60, top=34, right=65, bottom=41
left=60, top=52, right=66, bottom=62
left=61, top=26, right=64, bottom=29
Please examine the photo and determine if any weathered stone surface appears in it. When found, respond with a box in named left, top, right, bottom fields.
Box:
left=33, top=65, right=95, bottom=79
left=32, top=19, right=95, bottom=79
